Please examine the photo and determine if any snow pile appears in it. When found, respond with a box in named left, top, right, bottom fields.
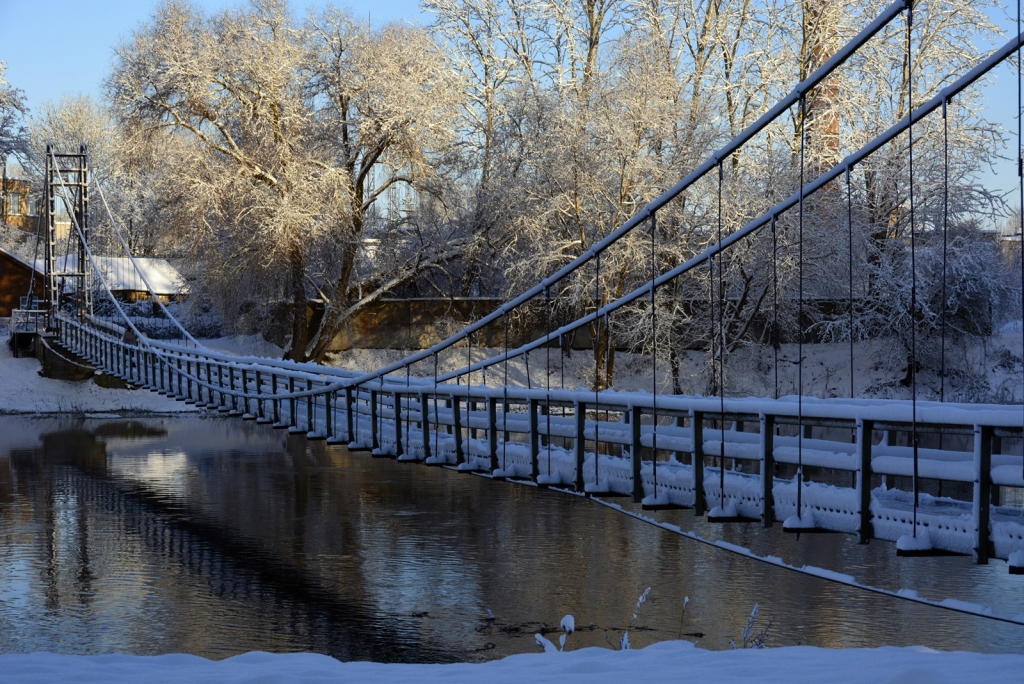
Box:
left=196, top=334, right=284, bottom=359
left=897, top=530, right=933, bottom=552
left=2, top=643, right=1024, bottom=684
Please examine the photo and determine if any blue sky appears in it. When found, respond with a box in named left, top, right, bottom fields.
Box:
left=1, top=0, right=1020, bottom=211
left=0, top=0, right=427, bottom=114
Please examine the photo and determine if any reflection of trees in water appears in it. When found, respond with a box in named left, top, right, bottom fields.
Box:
left=4, top=421, right=451, bottom=663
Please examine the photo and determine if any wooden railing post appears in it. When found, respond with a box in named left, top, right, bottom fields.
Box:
left=288, top=376, right=296, bottom=426
left=220, top=363, right=229, bottom=410
left=631, top=404, right=643, bottom=504
left=241, top=369, right=251, bottom=418
left=326, top=390, right=334, bottom=440
left=250, top=370, right=262, bottom=419
left=453, top=394, right=464, bottom=464
left=761, top=413, right=775, bottom=528
left=691, top=410, right=706, bottom=516
left=974, top=424, right=993, bottom=565
left=421, top=391, right=431, bottom=460
left=306, top=379, right=314, bottom=433
left=345, top=387, right=355, bottom=442
left=370, top=389, right=379, bottom=450
left=394, top=392, right=403, bottom=458
left=575, top=401, right=586, bottom=491
left=272, top=374, right=281, bottom=425
left=529, top=398, right=540, bottom=481
left=488, top=397, right=498, bottom=472
left=857, top=419, right=874, bottom=544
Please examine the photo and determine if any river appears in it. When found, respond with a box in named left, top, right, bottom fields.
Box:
left=1, top=415, right=1022, bottom=661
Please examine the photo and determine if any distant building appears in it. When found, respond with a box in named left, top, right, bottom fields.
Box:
left=1, top=174, right=41, bottom=234
left=0, top=248, right=186, bottom=315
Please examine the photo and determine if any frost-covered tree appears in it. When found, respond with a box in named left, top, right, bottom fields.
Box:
left=108, top=0, right=464, bottom=361
left=0, top=62, right=28, bottom=163
left=428, top=0, right=1010, bottom=394
left=24, top=94, right=183, bottom=257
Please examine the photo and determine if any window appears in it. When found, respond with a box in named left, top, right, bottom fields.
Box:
left=26, top=195, right=39, bottom=216
left=8, top=192, right=22, bottom=215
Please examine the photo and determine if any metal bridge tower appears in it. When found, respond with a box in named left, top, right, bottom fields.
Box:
left=44, top=143, right=91, bottom=320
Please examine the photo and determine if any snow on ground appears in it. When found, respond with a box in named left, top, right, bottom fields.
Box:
left=3, top=642, right=1022, bottom=683
left=0, top=320, right=198, bottom=415
left=196, top=333, right=284, bottom=359
left=325, top=327, right=1024, bottom=404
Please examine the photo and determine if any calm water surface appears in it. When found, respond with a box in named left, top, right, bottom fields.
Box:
left=1, top=415, right=1023, bottom=662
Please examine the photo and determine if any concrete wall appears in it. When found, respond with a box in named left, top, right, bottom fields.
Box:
left=327, top=298, right=602, bottom=351
left=329, top=298, right=505, bottom=350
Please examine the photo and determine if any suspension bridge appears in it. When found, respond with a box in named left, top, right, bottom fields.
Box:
left=8, top=0, right=1024, bottom=606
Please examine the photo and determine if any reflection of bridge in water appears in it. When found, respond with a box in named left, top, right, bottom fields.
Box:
left=6, top=424, right=456, bottom=662
left=14, top=0, right=1024, bottom=626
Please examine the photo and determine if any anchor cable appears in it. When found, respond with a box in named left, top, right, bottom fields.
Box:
left=907, top=3, right=920, bottom=537
left=718, top=162, right=727, bottom=510
left=798, top=94, right=806, bottom=520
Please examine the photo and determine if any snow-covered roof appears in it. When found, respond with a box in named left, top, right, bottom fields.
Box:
left=25, top=255, right=187, bottom=296
left=94, top=257, right=186, bottom=295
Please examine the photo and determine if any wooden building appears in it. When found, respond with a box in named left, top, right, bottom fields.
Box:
left=1, top=175, right=40, bottom=235
left=0, top=248, right=44, bottom=317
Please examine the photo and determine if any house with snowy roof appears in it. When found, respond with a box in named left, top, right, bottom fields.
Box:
left=0, top=247, right=186, bottom=315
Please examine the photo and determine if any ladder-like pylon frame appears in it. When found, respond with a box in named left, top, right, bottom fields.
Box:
left=44, top=142, right=91, bottom=322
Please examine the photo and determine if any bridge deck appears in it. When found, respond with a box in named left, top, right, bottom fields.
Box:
left=53, top=315, right=1024, bottom=570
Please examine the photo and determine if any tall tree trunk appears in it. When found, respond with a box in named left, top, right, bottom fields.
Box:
left=286, top=241, right=309, bottom=362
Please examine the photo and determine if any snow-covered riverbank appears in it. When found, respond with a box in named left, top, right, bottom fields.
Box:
left=3, top=641, right=1022, bottom=683
left=0, top=331, right=198, bottom=416
left=0, top=326, right=291, bottom=415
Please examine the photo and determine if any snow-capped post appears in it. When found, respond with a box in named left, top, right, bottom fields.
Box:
left=691, top=410, right=706, bottom=515
left=241, top=368, right=252, bottom=416
left=453, top=394, right=464, bottom=464
left=344, top=387, right=354, bottom=443
left=631, top=404, right=643, bottom=503
left=370, top=389, right=379, bottom=451
left=973, top=424, right=993, bottom=564
left=529, top=398, right=540, bottom=481
left=325, top=390, right=333, bottom=440
left=306, top=379, right=315, bottom=434
left=270, top=374, right=278, bottom=425
left=857, top=419, right=874, bottom=544
left=760, top=413, right=775, bottom=528
left=394, top=392, right=404, bottom=458
left=575, top=401, right=586, bottom=491
left=288, top=376, right=296, bottom=427
left=252, top=370, right=262, bottom=420
left=488, top=397, right=499, bottom=471
left=420, top=391, right=432, bottom=460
